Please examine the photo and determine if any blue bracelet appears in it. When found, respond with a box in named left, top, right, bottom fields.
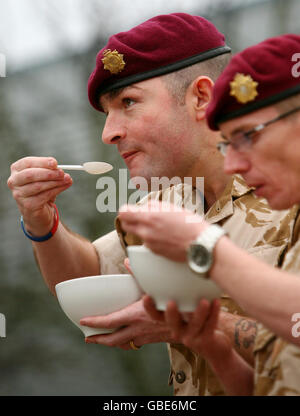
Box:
left=20, top=205, right=59, bottom=242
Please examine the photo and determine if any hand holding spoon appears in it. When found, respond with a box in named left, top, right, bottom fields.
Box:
left=57, top=162, right=113, bottom=175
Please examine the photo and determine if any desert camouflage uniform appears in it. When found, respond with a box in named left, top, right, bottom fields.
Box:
left=92, top=175, right=300, bottom=396
left=253, top=216, right=300, bottom=396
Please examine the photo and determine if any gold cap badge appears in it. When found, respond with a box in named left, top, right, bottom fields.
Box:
left=230, top=73, right=258, bottom=104
left=102, top=49, right=125, bottom=75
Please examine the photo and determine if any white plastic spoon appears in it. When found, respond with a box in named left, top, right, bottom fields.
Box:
left=58, top=162, right=113, bottom=175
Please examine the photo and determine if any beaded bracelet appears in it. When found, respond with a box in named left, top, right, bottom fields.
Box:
left=20, top=204, right=59, bottom=242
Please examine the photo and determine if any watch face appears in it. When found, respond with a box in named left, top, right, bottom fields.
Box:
left=188, top=244, right=212, bottom=274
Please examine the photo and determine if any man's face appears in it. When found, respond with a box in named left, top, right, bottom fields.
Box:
left=100, top=77, right=201, bottom=183
left=220, top=105, right=300, bottom=210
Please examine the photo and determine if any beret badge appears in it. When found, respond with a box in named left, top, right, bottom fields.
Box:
left=230, top=73, right=258, bottom=104
left=101, top=49, right=126, bottom=74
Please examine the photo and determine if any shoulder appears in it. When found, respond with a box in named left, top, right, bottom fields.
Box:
left=137, top=183, right=204, bottom=214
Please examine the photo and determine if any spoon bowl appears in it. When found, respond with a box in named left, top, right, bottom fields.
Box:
left=57, top=161, right=113, bottom=175
left=83, top=162, right=113, bottom=174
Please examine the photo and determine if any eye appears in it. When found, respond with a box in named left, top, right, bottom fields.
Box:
left=244, top=129, right=260, bottom=144
left=122, top=97, right=135, bottom=108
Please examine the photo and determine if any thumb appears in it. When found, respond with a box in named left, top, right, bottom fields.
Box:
left=124, top=257, right=133, bottom=274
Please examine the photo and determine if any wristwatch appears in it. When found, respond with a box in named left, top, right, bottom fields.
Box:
left=187, top=224, right=226, bottom=276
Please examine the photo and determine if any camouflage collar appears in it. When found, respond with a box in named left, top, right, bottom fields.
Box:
left=116, top=175, right=252, bottom=246
left=231, top=174, right=254, bottom=198
left=206, top=175, right=253, bottom=224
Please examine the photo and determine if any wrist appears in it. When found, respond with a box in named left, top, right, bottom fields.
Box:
left=21, top=205, right=59, bottom=242
left=187, top=224, right=226, bottom=276
left=23, top=206, right=57, bottom=236
left=207, top=342, right=236, bottom=372
left=209, top=235, right=232, bottom=281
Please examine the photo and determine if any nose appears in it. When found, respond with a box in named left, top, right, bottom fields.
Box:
left=223, top=146, right=251, bottom=176
left=102, top=113, right=126, bottom=145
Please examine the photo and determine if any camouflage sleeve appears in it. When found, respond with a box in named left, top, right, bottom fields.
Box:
left=92, top=230, right=128, bottom=275
left=254, top=333, right=300, bottom=396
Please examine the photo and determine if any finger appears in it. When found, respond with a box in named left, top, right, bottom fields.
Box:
left=188, top=299, right=211, bottom=337
left=85, top=333, right=119, bottom=347
left=9, top=167, right=66, bottom=188
left=203, top=298, right=221, bottom=333
left=119, top=207, right=152, bottom=224
left=80, top=316, right=121, bottom=329
left=119, top=340, right=143, bottom=350
left=80, top=302, right=135, bottom=328
left=122, top=223, right=152, bottom=243
left=85, top=326, right=135, bottom=347
left=14, top=176, right=72, bottom=198
left=120, top=222, right=143, bottom=237
left=120, top=220, right=138, bottom=232
left=143, top=295, right=164, bottom=322
left=184, top=300, right=221, bottom=352
left=165, top=300, right=185, bottom=340
left=181, top=300, right=212, bottom=349
left=10, top=157, right=57, bottom=173
left=118, top=343, right=132, bottom=350
left=181, top=312, right=193, bottom=323
left=145, top=241, right=185, bottom=262
left=119, top=203, right=148, bottom=214
left=119, top=205, right=143, bottom=221
left=20, top=183, right=72, bottom=212
left=119, top=218, right=144, bottom=232
left=148, top=200, right=178, bottom=214
left=124, top=257, right=133, bottom=275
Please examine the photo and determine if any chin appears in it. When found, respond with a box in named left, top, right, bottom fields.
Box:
left=268, top=200, right=290, bottom=210
left=129, top=168, right=153, bottom=190
left=267, top=194, right=299, bottom=211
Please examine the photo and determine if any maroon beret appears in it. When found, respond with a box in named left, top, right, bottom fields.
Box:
left=88, top=13, right=231, bottom=111
left=206, top=34, right=300, bottom=130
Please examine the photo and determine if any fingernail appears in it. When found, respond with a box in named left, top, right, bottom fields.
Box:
left=86, top=337, right=96, bottom=344
left=48, top=158, right=56, bottom=168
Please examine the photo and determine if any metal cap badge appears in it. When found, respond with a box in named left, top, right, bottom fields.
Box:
left=101, top=49, right=126, bottom=75
left=230, top=73, right=258, bottom=104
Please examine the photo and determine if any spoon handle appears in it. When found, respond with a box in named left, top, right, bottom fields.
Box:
left=57, top=165, right=84, bottom=171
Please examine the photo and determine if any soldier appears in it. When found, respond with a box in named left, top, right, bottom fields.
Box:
left=6, top=15, right=299, bottom=395
left=119, top=34, right=300, bottom=395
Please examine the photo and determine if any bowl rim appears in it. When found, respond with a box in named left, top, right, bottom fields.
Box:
left=55, top=274, right=133, bottom=290
left=127, top=245, right=150, bottom=252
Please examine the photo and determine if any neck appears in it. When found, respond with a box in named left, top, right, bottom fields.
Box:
left=203, top=169, right=229, bottom=210
left=183, top=124, right=230, bottom=209
left=192, top=149, right=230, bottom=210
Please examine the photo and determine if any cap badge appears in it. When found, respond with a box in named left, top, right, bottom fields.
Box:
left=102, top=49, right=125, bottom=74
left=230, top=73, right=258, bottom=104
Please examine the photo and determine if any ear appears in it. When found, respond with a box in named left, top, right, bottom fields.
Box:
left=191, top=76, right=214, bottom=121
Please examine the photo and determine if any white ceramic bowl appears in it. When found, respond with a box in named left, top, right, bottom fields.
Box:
left=127, top=246, right=221, bottom=312
left=55, top=274, right=143, bottom=337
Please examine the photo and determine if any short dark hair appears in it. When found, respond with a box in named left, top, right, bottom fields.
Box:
left=162, top=52, right=232, bottom=105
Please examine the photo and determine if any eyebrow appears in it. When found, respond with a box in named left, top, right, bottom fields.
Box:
left=230, top=124, right=257, bottom=136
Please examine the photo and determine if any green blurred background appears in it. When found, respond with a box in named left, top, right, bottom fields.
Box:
left=0, top=0, right=299, bottom=396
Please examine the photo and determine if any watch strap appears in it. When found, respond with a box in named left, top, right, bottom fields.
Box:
left=193, top=224, right=226, bottom=250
